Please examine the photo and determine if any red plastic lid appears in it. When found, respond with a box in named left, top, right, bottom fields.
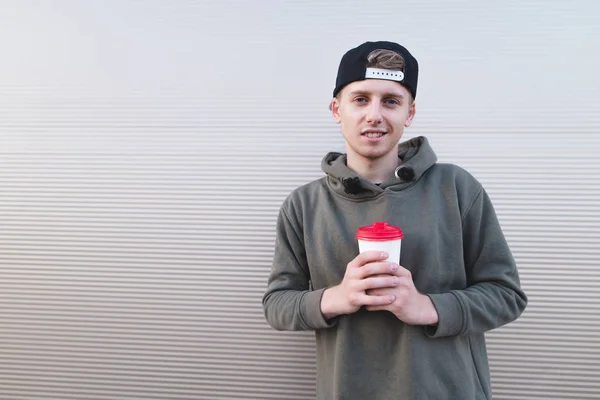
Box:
left=356, top=222, right=403, bottom=241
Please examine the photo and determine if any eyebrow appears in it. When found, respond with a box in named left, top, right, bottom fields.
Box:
left=349, top=90, right=405, bottom=99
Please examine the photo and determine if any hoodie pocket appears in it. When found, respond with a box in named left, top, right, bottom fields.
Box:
left=468, top=335, right=490, bottom=400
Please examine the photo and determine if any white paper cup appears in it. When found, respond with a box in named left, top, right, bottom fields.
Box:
left=356, top=222, right=404, bottom=264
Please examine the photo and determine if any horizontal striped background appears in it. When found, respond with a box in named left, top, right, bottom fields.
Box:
left=1, top=1, right=599, bottom=399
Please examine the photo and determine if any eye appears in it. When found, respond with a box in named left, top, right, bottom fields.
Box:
left=354, top=97, right=367, bottom=103
left=384, top=99, right=400, bottom=106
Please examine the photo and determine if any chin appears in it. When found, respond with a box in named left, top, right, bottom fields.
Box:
left=359, top=151, right=390, bottom=161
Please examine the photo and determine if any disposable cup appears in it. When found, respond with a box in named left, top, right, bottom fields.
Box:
left=356, top=222, right=404, bottom=264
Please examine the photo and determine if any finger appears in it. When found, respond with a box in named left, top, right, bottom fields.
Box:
left=365, top=305, right=388, bottom=311
left=366, top=287, right=387, bottom=296
left=395, top=276, right=414, bottom=290
left=369, top=279, right=412, bottom=296
left=359, top=261, right=398, bottom=279
left=390, top=265, right=412, bottom=278
left=350, top=251, right=389, bottom=268
left=361, top=275, right=399, bottom=291
left=355, top=293, right=395, bottom=307
left=366, top=273, right=394, bottom=282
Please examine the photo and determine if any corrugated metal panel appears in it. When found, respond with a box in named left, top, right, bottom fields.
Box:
left=1, top=1, right=599, bottom=399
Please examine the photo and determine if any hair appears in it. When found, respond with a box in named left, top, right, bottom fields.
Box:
left=366, top=49, right=406, bottom=70
left=330, top=48, right=412, bottom=110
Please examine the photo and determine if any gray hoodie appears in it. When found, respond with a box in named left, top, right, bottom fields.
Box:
left=263, top=136, right=527, bottom=399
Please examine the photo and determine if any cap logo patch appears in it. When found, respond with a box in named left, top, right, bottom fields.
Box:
left=365, top=67, right=404, bottom=82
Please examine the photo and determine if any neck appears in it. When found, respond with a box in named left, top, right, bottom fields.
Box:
left=346, top=148, right=399, bottom=184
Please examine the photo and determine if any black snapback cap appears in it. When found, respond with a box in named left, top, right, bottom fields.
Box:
left=333, top=41, right=419, bottom=99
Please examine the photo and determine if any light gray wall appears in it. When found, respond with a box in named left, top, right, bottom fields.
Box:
left=1, top=1, right=599, bottom=399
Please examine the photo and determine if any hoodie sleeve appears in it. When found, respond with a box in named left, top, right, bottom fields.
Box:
left=262, top=205, right=337, bottom=331
left=426, top=188, right=528, bottom=338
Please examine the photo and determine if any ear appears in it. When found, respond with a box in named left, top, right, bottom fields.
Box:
left=404, top=101, right=416, bottom=127
left=331, top=97, right=342, bottom=124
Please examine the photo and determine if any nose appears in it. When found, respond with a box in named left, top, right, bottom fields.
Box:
left=365, top=102, right=383, bottom=124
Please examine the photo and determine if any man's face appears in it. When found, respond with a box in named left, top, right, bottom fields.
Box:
left=331, top=79, right=416, bottom=163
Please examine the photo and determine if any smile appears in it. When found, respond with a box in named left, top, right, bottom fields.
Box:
left=362, top=132, right=386, bottom=138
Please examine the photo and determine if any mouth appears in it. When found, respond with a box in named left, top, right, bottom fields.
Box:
left=361, top=131, right=387, bottom=139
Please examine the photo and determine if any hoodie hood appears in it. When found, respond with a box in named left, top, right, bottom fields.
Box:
left=322, top=136, right=438, bottom=200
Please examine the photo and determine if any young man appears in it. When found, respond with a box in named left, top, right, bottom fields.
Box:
left=262, top=41, right=527, bottom=399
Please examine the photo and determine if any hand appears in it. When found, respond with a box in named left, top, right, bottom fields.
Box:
left=366, top=265, right=439, bottom=326
left=320, top=251, right=400, bottom=319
